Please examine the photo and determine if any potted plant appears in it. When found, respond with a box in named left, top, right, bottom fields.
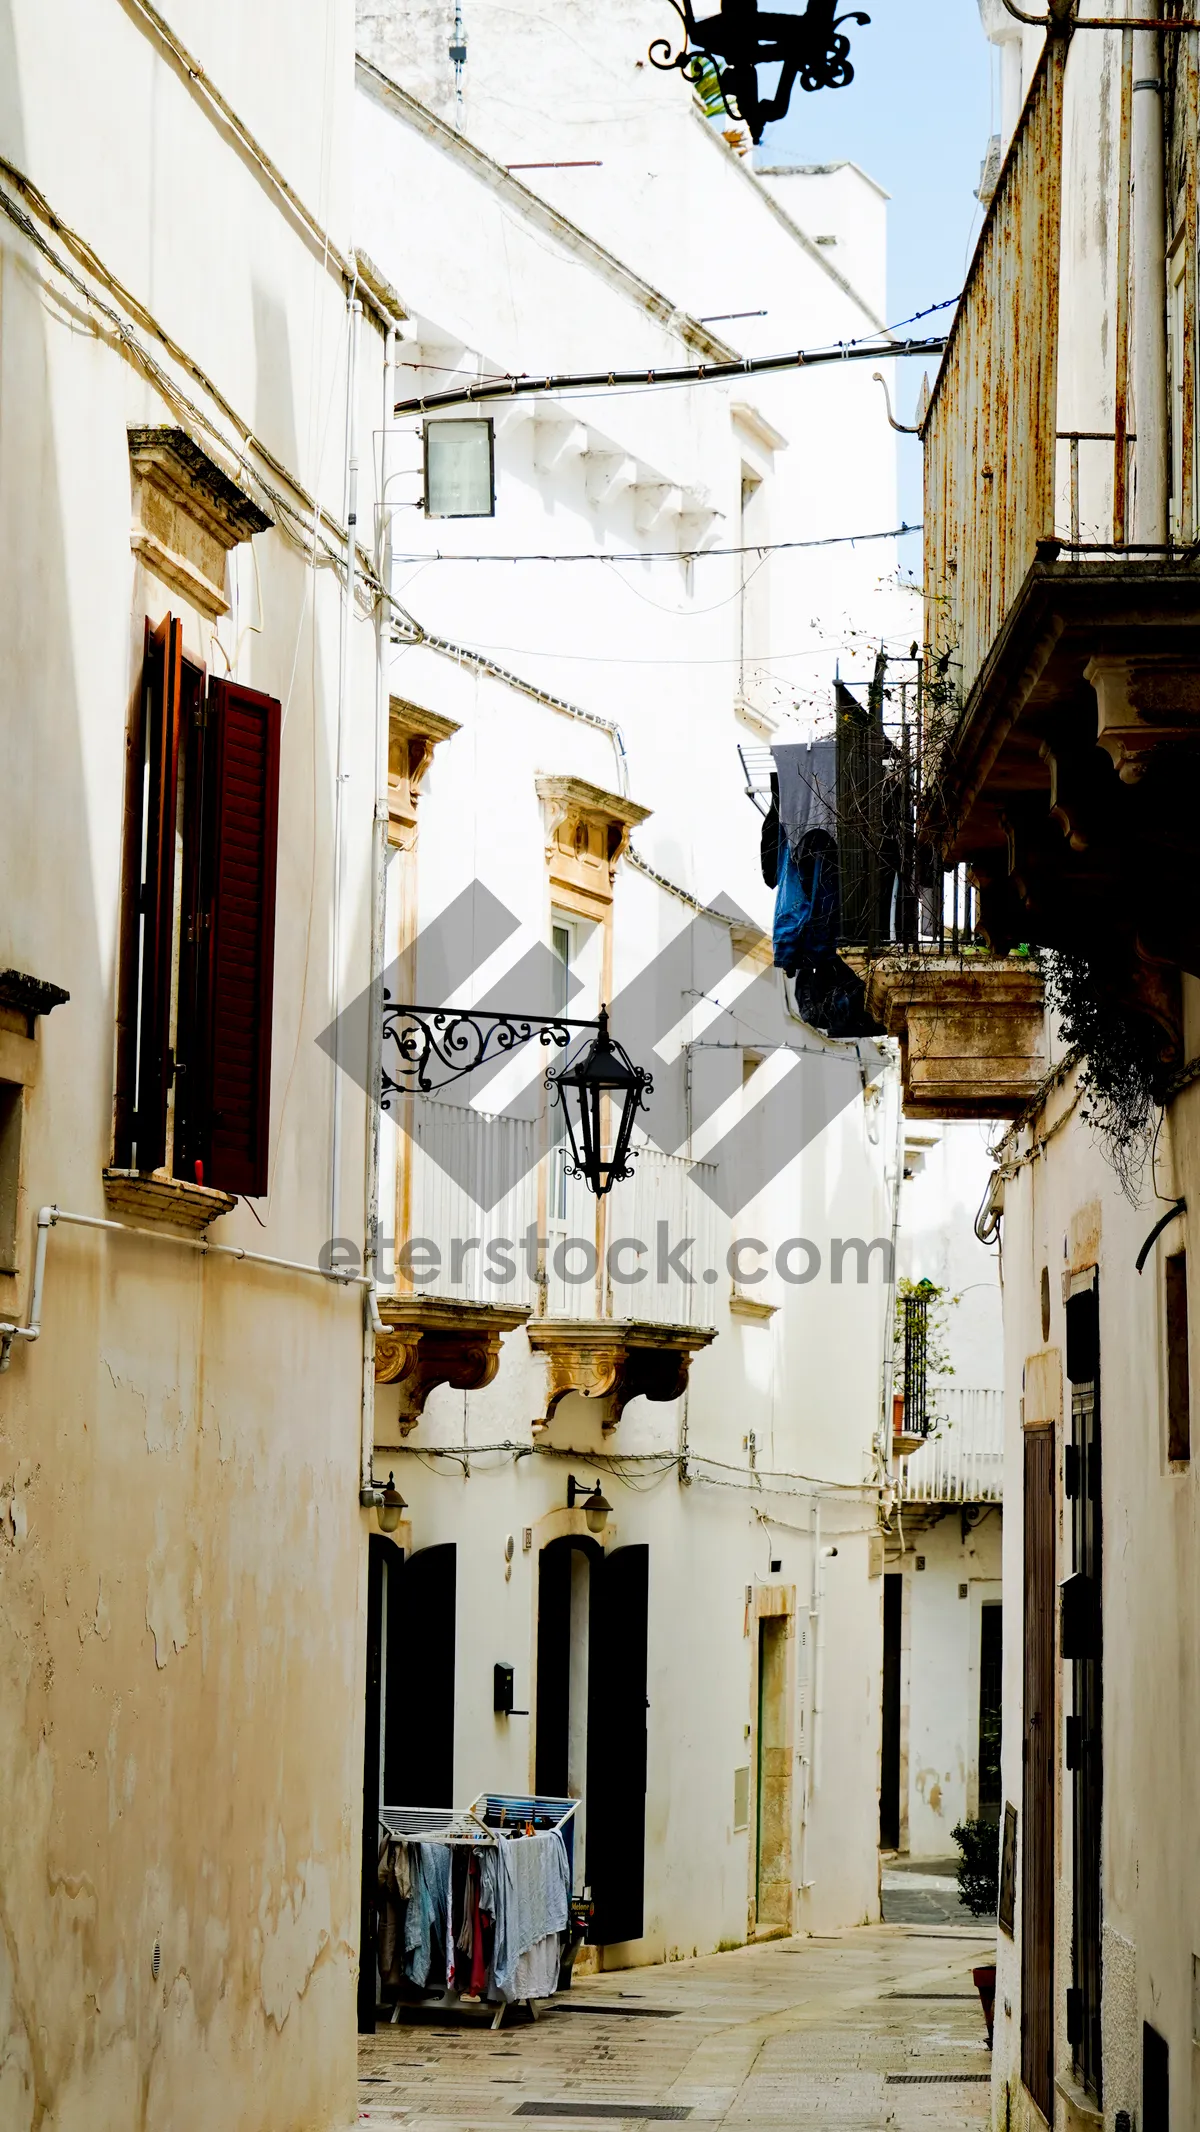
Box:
left=951, top=1818, right=999, bottom=2046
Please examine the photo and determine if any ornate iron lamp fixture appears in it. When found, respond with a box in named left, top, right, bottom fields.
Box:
left=380, top=996, right=584, bottom=1102
left=546, top=1006, right=653, bottom=1199
left=380, top=997, right=652, bottom=1198
left=650, top=0, right=869, bottom=144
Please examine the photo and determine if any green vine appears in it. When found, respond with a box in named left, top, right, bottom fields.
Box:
left=1042, top=951, right=1159, bottom=1201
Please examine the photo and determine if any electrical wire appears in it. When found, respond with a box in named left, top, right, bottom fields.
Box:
left=378, top=1437, right=878, bottom=1496
left=390, top=522, right=922, bottom=566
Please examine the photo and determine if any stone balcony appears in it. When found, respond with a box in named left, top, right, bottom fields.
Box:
left=864, top=953, right=1046, bottom=1121
left=923, top=557, right=1200, bottom=1070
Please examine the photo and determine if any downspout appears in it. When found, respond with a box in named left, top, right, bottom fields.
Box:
left=331, top=294, right=362, bottom=1255
left=0, top=1206, right=51, bottom=1370
left=360, top=320, right=395, bottom=1505
left=1132, top=26, right=1169, bottom=540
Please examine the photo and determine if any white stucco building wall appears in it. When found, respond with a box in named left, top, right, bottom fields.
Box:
left=351, top=1, right=918, bottom=1972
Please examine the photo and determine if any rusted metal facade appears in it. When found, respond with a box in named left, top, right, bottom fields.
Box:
left=1164, top=23, right=1200, bottom=544
left=922, top=39, right=1066, bottom=702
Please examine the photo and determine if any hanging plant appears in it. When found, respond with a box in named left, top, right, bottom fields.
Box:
left=1042, top=950, right=1160, bottom=1201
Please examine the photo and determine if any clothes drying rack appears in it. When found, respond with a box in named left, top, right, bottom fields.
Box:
left=377, top=1794, right=578, bottom=2028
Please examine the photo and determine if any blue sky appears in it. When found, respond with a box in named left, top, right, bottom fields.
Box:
left=758, top=0, right=994, bottom=566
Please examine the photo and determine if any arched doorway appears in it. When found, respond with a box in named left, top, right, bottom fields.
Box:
left=535, top=1536, right=649, bottom=1948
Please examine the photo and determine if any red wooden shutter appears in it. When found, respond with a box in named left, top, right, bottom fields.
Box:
left=136, top=614, right=183, bottom=1171
left=203, top=679, right=280, bottom=1196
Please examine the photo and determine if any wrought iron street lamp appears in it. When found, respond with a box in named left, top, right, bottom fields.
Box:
left=546, top=1007, right=653, bottom=1200
left=380, top=996, right=652, bottom=1199
left=650, top=0, right=869, bottom=144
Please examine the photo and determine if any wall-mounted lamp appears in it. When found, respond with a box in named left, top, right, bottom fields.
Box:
left=376, top=1472, right=407, bottom=1535
left=567, top=1473, right=612, bottom=1535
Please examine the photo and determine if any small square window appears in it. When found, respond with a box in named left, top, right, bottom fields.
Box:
left=424, top=419, right=495, bottom=517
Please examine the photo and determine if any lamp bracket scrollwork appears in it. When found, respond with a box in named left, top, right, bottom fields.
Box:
left=649, top=0, right=869, bottom=145
left=380, top=1001, right=598, bottom=1104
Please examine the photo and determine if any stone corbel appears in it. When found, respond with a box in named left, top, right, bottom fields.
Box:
left=526, top=1319, right=717, bottom=1432
left=387, top=698, right=460, bottom=850
left=534, top=775, right=651, bottom=916
left=375, top=1296, right=530, bottom=1431
left=583, top=450, right=637, bottom=507
left=128, top=427, right=272, bottom=620
left=1087, top=654, right=1200, bottom=783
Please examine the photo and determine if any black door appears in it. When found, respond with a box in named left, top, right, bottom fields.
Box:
left=880, top=1573, right=902, bottom=1849
left=1066, top=1282, right=1102, bottom=2100
left=978, top=1602, right=1003, bottom=1819
left=586, top=1544, right=649, bottom=1945
left=384, top=1543, right=457, bottom=1809
left=358, top=1540, right=457, bottom=2033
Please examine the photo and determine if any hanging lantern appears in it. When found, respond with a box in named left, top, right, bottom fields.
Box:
left=650, top=0, right=869, bottom=146
left=547, top=1006, right=653, bottom=1199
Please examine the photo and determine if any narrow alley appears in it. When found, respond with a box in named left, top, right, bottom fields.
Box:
left=357, top=1925, right=997, bottom=2130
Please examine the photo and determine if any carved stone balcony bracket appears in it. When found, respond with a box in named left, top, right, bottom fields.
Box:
left=128, top=427, right=272, bottom=620
left=526, top=1318, right=717, bottom=1431
left=864, top=956, right=1046, bottom=1121
left=535, top=776, right=651, bottom=920
left=388, top=698, right=460, bottom=850
left=375, top=1295, right=530, bottom=1431
left=1085, top=654, right=1200, bottom=784
left=922, top=561, right=1200, bottom=1072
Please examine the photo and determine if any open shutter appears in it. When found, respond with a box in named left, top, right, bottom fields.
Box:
left=203, top=679, right=280, bottom=1196
left=135, top=615, right=183, bottom=1171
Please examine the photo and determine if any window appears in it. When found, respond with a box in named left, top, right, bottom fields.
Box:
left=423, top=419, right=495, bottom=517
left=0, top=1081, right=22, bottom=1271
left=115, top=615, right=281, bottom=1196
left=1166, top=1249, right=1190, bottom=1461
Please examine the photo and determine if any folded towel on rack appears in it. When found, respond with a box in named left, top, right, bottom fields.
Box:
left=512, top=1932, right=563, bottom=2001
left=489, top=1830, right=570, bottom=2002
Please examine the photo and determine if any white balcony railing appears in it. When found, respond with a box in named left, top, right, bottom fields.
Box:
left=899, top=1386, right=1005, bottom=1505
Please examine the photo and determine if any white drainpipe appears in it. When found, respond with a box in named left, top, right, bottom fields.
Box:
left=0, top=1205, right=371, bottom=1370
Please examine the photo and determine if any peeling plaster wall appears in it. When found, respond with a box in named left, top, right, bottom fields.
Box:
left=0, top=2, right=373, bottom=2124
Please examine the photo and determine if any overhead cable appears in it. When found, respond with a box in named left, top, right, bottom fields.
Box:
left=395, top=335, right=949, bottom=416
left=391, top=523, right=922, bottom=565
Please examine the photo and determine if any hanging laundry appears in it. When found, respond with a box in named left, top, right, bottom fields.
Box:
left=490, top=1829, right=571, bottom=2003
left=772, top=739, right=838, bottom=855
left=403, top=1840, right=451, bottom=1990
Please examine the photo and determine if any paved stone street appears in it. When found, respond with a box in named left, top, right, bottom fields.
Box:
left=357, top=1923, right=997, bottom=2129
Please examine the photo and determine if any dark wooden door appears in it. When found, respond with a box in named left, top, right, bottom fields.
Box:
left=586, top=1544, right=649, bottom=1945
left=1066, top=1282, right=1102, bottom=2099
left=383, top=1543, right=457, bottom=1809
left=880, top=1573, right=902, bottom=1849
left=1022, top=1425, right=1056, bottom=2121
left=978, top=1602, right=1003, bottom=1816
